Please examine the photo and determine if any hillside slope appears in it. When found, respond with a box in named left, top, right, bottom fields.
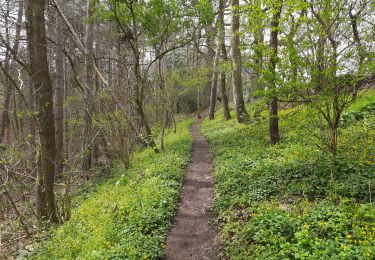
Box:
left=201, top=91, right=375, bottom=259
left=27, top=120, right=193, bottom=259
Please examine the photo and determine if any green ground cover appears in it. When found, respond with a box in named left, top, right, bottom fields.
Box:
left=201, top=91, right=375, bottom=259
left=30, top=119, right=193, bottom=259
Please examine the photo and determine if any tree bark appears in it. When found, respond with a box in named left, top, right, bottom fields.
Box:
left=268, top=1, right=283, bottom=145
left=231, top=0, right=249, bottom=123
left=0, top=0, right=23, bottom=143
left=218, top=0, right=231, bottom=121
left=269, top=97, right=280, bottom=144
left=204, top=0, right=216, bottom=111
left=0, top=75, right=11, bottom=143
left=349, top=7, right=365, bottom=98
left=248, top=0, right=264, bottom=98
left=25, top=0, right=58, bottom=222
left=82, top=0, right=95, bottom=171
left=208, top=39, right=219, bottom=120
left=54, top=9, right=65, bottom=177
left=27, top=76, right=37, bottom=175
left=314, top=36, right=325, bottom=93
left=160, top=107, right=168, bottom=151
left=0, top=0, right=11, bottom=143
left=208, top=0, right=230, bottom=120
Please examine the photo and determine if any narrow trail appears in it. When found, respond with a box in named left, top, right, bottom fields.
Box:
left=165, top=118, right=220, bottom=260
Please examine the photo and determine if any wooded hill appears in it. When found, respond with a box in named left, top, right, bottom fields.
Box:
left=0, top=0, right=374, bottom=258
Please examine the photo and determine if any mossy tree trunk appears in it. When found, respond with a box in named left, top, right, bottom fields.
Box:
left=231, top=0, right=249, bottom=123
left=54, top=11, right=65, bottom=177
left=268, top=1, right=283, bottom=145
left=25, top=0, right=58, bottom=223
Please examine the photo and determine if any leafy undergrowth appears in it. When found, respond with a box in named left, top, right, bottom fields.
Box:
left=201, top=91, right=375, bottom=259
left=28, top=119, right=193, bottom=259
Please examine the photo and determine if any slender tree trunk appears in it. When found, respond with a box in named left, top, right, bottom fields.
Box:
left=312, top=7, right=340, bottom=157
left=251, top=14, right=264, bottom=94
left=0, top=0, right=23, bottom=143
left=157, top=52, right=169, bottom=151
left=54, top=11, right=65, bottom=177
left=0, top=0, right=11, bottom=143
left=12, top=91, right=21, bottom=141
left=135, top=99, right=158, bottom=152
left=218, top=0, right=231, bottom=120
left=208, top=0, right=229, bottom=120
left=208, top=40, right=219, bottom=120
left=91, top=47, right=101, bottom=166
left=133, top=54, right=158, bottom=151
left=269, top=98, right=280, bottom=144
left=27, top=76, right=37, bottom=174
left=314, top=36, right=325, bottom=93
left=268, top=1, right=283, bottom=145
left=207, top=0, right=220, bottom=120
left=196, top=89, right=202, bottom=119
left=25, top=0, right=58, bottom=223
left=129, top=12, right=159, bottom=152
left=349, top=9, right=365, bottom=98
left=0, top=79, right=11, bottom=143
left=108, top=51, right=113, bottom=88
left=231, top=0, right=249, bottom=123
left=160, top=108, right=168, bottom=151
left=205, top=0, right=216, bottom=110
left=82, top=0, right=95, bottom=170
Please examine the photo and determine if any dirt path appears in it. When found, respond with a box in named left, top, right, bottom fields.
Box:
left=165, top=119, right=220, bottom=260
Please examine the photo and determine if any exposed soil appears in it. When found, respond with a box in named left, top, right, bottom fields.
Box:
left=165, top=118, right=220, bottom=260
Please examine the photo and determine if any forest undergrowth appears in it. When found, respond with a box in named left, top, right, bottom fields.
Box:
left=201, top=91, right=375, bottom=259
left=23, top=119, right=193, bottom=259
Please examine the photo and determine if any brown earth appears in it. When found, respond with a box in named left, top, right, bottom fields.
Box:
left=165, top=118, right=221, bottom=260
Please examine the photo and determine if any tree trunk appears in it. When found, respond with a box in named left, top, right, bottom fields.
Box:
left=207, top=0, right=217, bottom=120
left=0, top=0, right=11, bottom=143
left=196, top=89, right=202, bottom=119
left=268, top=1, right=283, bottom=145
left=54, top=11, right=65, bottom=177
left=160, top=108, right=168, bottom=151
left=349, top=9, right=365, bottom=98
left=135, top=99, right=159, bottom=152
left=208, top=0, right=230, bottom=120
left=0, top=0, right=23, bottom=143
left=27, top=76, right=37, bottom=175
left=218, top=0, right=231, bottom=121
left=208, top=40, right=219, bottom=120
left=269, top=98, right=280, bottom=144
left=204, top=0, right=216, bottom=111
left=251, top=7, right=264, bottom=94
left=231, top=0, right=249, bottom=123
left=0, top=80, right=11, bottom=143
left=25, top=0, right=58, bottom=223
left=314, top=36, right=325, bottom=93
left=82, top=0, right=95, bottom=171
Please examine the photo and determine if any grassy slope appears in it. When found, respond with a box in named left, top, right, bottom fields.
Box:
left=30, top=119, right=193, bottom=259
left=201, top=91, right=375, bottom=259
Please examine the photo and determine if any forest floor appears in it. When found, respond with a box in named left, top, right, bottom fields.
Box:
left=200, top=91, right=375, bottom=259
left=165, top=118, right=221, bottom=260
